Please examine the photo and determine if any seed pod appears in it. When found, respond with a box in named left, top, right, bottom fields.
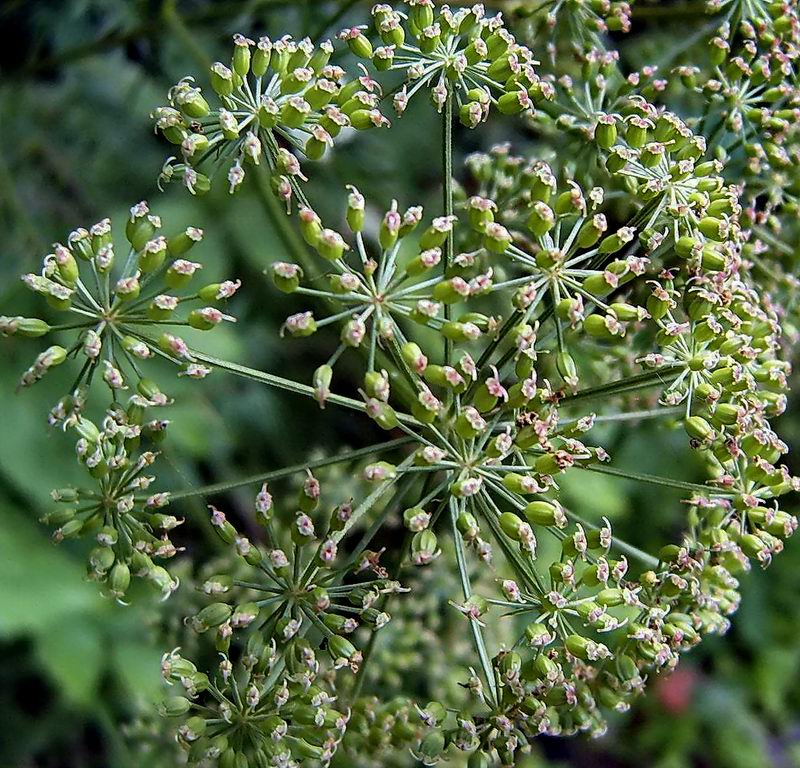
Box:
left=583, top=313, right=618, bottom=339
left=499, top=473, right=533, bottom=496
left=525, top=622, right=553, bottom=647
left=698, top=217, right=727, bottom=241
left=455, top=406, right=487, bottom=439
left=346, top=186, right=366, bottom=232
left=625, top=116, right=650, bottom=148
left=594, top=114, right=618, bottom=148
left=342, top=29, right=373, bottom=59
left=366, top=398, right=399, bottom=430
left=442, top=321, right=481, bottom=343
left=499, top=512, right=525, bottom=540
left=194, top=603, right=233, bottom=631
left=109, top=562, right=131, bottom=597
left=556, top=351, right=578, bottom=386
left=497, top=89, right=531, bottom=115
left=483, top=222, right=512, bottom=254
left=328, top=634, right=357, bottom=662
left=576, top=214, right=607, bottom=248
left=429, top=278, right=464, bottom=305
left=598, top=226, right=636, bottom=254
left=685, top=415, right=715, bottom=442
left=313, top=365, right=333, bottom=408
left=2, top=317, right=50, bottom=337
left=712, top=402, right=739, bottom=426
left=417, top=730, right=445, bottom=762
left=299, top=208, right=323, bottom=246
left=524, top=500, right=558, bottom=527
left=160, top=696, right=192, bottom=717
left=460, top=101, right=483, bottom=128
left=271, top=262, right=303, bottom=293
left=527, top=202, right=555, bottom=237
left=316, top=229, right=347, bottom=260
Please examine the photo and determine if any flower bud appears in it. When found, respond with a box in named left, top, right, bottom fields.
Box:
left=483, top=222, right=512, bottom=254
left=594, top=114, right=618, bottom=148
left=328, top=634, right=358, bottom=662
left=527, top=202, right=555, bottom=237
left=160, top=696, right=192, bottom=717
left=685, top=415, right=715, bottom=443
left=271, top=262, right=303, bottom=293
left=109, top=562, right=131, bottom=597
left=313, top=365, right=333, bottom=408
left=411, top=530, right=439, bottom=565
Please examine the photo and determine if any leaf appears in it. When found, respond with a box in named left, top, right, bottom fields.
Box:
left=35, top=615, right=104, bottom=707
left=0, top=503, right=99, bottom=636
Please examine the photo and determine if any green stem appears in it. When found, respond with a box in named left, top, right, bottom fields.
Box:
left=167, top=436, right=414, bottom=501
left=560, top=366, right=682, bottom=404
left=567, top=406, right=683, bottom=425
left=190, top=349, right=421, bottom=426
left=342, top=474, right=422, bottom=572
left=450, top=497, right=498, bottom=706
left=333, top=455, right=417, bottom=543
left=575, top=462, right=733, bottom=498
left=349, top=476, right=443, bottom=700
left=443, top=91, right=454, bottom=370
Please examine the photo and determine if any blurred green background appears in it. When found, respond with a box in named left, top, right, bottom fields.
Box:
left=1, top=2, right=799, bottom=766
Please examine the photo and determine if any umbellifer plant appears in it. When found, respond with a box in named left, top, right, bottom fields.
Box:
left=3, top=1, right=800, bottom=766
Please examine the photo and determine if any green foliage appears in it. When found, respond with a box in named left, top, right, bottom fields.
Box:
left=2, top=1, right=800, bottom=767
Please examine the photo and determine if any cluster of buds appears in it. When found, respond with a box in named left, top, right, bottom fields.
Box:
left=705, top=0, right=798, bottom=39
left=666, top=10, right=800, bottom=339
left=43, top=390, right=179, bottom=600
left=270, top=187, right=495, bottom=403
left=510, top=0, right=633, bottom=45
left=153, top=33, right=390, bottom=203
left=12, top=203, right=240, bottom=396
left=360, top=2, right=554, bottom=125
left=461, top=156, right=653, bottom=387
left=387, top=360, right=795, bottom=764
left=269, top=143, right=794, bottom=761
left=341, top=696, right=426, bottom=760
left=160, top=644, right=347, bottom=766
left=195, top=476, right=405, bottom=659
left=155, top=473, right=413, bottom=766
left=5, top=1, right=800, bottom=765
left=683, top=23, right=800, bottom=151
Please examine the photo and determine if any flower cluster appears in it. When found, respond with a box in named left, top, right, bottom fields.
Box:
left=43, top=391, right=179, bottom=600
left=511, top=0, right=633, bottom=47
left=153, top=33, right=390, bottom=204
left=5, top=1, right=800, bottom=767
left=269, top=187, right=493, bottom=404
left=360, top=2, right=555, bottom=125
left=8, top=202, right=240, bottom=395
left=161, top=477, right=408, bottom=765
left=667, top=8, right=800, bottom=344
left=256, top=143, right=796, bottom=763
